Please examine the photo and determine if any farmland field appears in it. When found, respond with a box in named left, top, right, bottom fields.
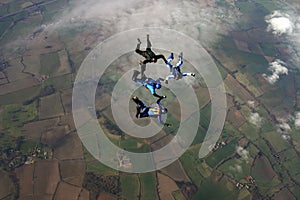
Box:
left=140, top=172, right=159, bottom=200
left=39, top=93, right=64, bottom=119
left=120, top=173, right=140, bottom=200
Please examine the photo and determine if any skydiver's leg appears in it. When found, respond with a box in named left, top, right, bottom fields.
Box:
left=154, top=54, right=168, bottom=64
left=156, top=96, right=165, bottom=104
left=139, top=61, right=147, bottom=79
left=146, top=34, right=152, bottom=49
left=167, top=53, right=174, bottom=63
left=135, top=38, right=141, bottom=52
left=165, top=74, right=175, bottom=84
left=135, top=38, right=150, bottom=60
left=132, top=96, right=145, bottom=108
left=166, top=53, right=174, bottom=71
left=153, top=93, right=166, bottom=99
left=132, top=70, right=140, bottom=81
left=175, top=53, right=183, bottom=68
left=132, top=70, right=145, bottom=86
left=142, top=59, right=152, bottom=65
left=132, top=96, right=146, bottom=118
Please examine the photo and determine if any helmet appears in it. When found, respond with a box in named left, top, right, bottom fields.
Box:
left=156, top=83, right=161, bottom=89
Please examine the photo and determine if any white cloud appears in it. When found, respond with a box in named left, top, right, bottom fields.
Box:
left=282, top=134, right=291, bottom=140
left=247, top=100, right=255, bottom=108
left=262, top=59, right=288, bottom=84
left=277, top=122, right=291, bottom=133
left=265, top=10, right=300, bottom=68
left=277, top=122, right=291, bottom=140
left=266, top=11, right=294, bottom=36
left=249, top=112, right=263, bottom=128
left=295, top=112, right=300, bottom=130
left=236, top=146, right=250, bottom=163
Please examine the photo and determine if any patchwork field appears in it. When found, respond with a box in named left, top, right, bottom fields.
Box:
left=39, top=93, right=64, bottom=119
left=0, top=0, right=300, bottom=199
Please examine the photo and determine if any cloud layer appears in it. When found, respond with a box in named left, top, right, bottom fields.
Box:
left=262, top=59, right=288, bottom=84
left=37, top=0, right=239, bottom=47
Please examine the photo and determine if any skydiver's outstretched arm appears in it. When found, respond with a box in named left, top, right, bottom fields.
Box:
left=182, top=72, right=196, bottom=77
left=154, top=54, right=168, bottom=64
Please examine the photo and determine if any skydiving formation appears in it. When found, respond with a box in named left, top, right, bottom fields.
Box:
left=132, top=34, right=196, bottom=126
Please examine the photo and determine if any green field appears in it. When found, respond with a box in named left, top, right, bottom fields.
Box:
left=192, top=126, right=206, bottom=146
left=283, top=158, right=300, bottom=177
left=0, top=134, right=17, bottom=152
left=199, top=103, right=211, bottom=130
left=205, top=139, right=237, bottom=168
left=215, top=36, right=269, bottom=75
left=0, top=85, right=41, bottom=105
left=222, top=122, right=241, bottom=139
left=2, top=101, right=38, bottom=135
left=291, top=186, right=300, bottom=199
left=255, top=0, right=279, bottom=12
left=120, top=173, right=140, bottom=200
left=172, top=190, right=186, bottom=200
left=20, top=140, right=38, bottom=154
left=259, top=43, right=278, bottom=57
left=39, top=93, right=64, bottom=119
left=0, top=20, right=11, bottom=37
left=218, top=158, right=251, bottom=180
left=263, top=131, right=291, bottom=153
left=140, top=172, right=158, bottom=200
left=43, top=73, right=73, bottom=91
left=0, top=4, right=9, bottom=16
left=83, top=147, right=118, bottom=176
left=192, top=178, right=238, bottom=200
left=39, top=52, right=61, bottom=75
left=251, top=156, right=281, bottom=195
left=180, top=147, right=203, bottom=187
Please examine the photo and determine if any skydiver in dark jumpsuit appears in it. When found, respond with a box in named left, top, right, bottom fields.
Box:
left=135, top=34, right=168, bottom=64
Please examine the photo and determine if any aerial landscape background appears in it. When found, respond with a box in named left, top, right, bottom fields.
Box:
left=0, top=0, right=300, bottom=199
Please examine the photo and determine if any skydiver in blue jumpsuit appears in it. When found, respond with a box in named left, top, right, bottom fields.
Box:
left=132, top=64, right=166, bottom=99
left=165, top=52, right=195, bottom=84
